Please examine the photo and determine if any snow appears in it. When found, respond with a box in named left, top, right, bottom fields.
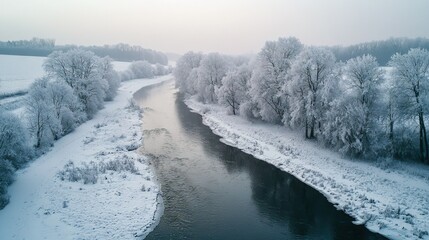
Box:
left=0, top=75, right=172, bottom=240
left=0, top=55, right=45, bottom=95
left=0, top=54, right=131, bottom=95
left=185, top=97, right=429, bottom=240
left=112, top=61, right=132, bottom=72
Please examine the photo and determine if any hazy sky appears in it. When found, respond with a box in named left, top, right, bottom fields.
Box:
left=1, top=0, right=429, bottom=54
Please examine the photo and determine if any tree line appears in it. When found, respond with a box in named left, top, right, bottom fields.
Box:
left=0, top=49, right=121, bottom=209
left=329, top=37, right=429, bottom=66
left=0, top=38, right=168, bottom=65
left=175, top=37, right=429, bottom=166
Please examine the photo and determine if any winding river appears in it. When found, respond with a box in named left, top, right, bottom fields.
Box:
left=134, top=81, right=387, bottom=240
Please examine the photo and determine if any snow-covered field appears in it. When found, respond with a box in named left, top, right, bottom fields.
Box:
left=0, top=55, right=45, bottom=95
left=185, top=98, right=429, bottom=240
left=0, top=75, right=172, bottom=240
left=0, top=54, right=131, bottom=95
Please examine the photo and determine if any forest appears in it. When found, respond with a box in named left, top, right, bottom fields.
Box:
left=175, top=37, right=429, bottom=165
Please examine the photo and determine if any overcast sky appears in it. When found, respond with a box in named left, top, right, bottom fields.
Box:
left=1, top=0, right=429, bottom=54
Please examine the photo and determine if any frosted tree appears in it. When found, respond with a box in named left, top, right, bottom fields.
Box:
left=26, top=77, right=83, bottom=146
left=99, top=57, right=120, bottom=101
left=389, top=48, right=429, bottom=163
left=44, top=49, right=109, bottom=118
left=340, top=55, right=384, bottom=156
left=26, top=78, right=58, bottom=147
left=46, top=80, right=84, bottom=135
left=154, top=63, right=167, bottom=76
left=196, top=53, right=229, bottom=103
left=129, top=60, right=155, bottom=79
left=174, top=51, right=203, bottom=94
left=250, top=37, right=302, bottom=123
left=0, top=111, right=32, bottom=168
left=288, top=47, right=338, bottom=139
left=381, top=70, right=410, bottom=158
left=44, top=49, right=101, bottom=89
left=216, top=64, right=252, bottom=115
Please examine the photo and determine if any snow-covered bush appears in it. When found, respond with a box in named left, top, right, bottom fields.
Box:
left=58, top=158, right=138, bottom=184
left=0, top=111, right=32, bottom=209
left=129, top=60, right=155, bottom=79
left=0, top=111, right=32, bottom=167
left=119, top=60, right=170, bottom=81
left=0, top=159, right=14, bottom=209
left=154, top=63, right=168, bottom=76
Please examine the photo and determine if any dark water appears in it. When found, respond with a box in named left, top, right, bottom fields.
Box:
left=134, top=81, right=387, bottom=240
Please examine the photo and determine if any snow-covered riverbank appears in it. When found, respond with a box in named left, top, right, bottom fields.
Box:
left=185, top=97, right=429, bottom=240
left=0, top=75, right=171, bottom=240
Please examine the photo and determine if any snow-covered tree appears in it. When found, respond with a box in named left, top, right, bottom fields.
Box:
left=0, top=156, right=14, bottom=209
left=45, top=80, right=84, bottom=135
left=250, top=37, right=302, bottom=123
left=154, top=63, right=167, bottom=76
left=288, top=47, right=338, bottom=139
left=44, top=49, right=101, bottom=89
left=26, top=77, right=83, bottom=147
left=335, top=55, right=384, bottom=156
left=129, top=60, right=155, bottom=79
left=216, top=64, right=252, bottom=115
left=44, top=49, right=109, bottom=118
left=99, top=57, right=120, bottom=101
left=197, top=53, right=229, bottom=103
left=174, top=51, right=203, bottom=94
left=26, top=78, right=57, bottom=147
left=0, top=111, right=32, bottom=168
left=0, top=111, right=29, bottom=208
left=389, top=48, right=429, bottom=163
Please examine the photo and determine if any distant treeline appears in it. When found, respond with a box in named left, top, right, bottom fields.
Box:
left=329, top=37, right=429, bottom=65
left=0, top=38, right=168, bottom=65
left=0, top=37, right=55, bottom=56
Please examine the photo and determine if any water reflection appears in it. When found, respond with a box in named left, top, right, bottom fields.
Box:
left=134, top=81, right=387, bottom=240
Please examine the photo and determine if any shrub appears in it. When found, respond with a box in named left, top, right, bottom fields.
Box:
left=0, top=159, right=15, bottom=209
left=58, top=158, right=139, bottom=184
left=0, top=111, right=33, bottom=168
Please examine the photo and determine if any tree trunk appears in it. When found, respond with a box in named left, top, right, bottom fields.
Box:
left=305, top=120, right=309, bottom=139
left=232, top=101, right=236, bottom=115
left=389, top=118, right=394, bottom=157
left=310, top=117, right=315, bottom=139
left=418, top=111, right=429, bottom=163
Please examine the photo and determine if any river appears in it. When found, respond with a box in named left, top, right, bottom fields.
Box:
left=134, top=81, right=387, bottom=240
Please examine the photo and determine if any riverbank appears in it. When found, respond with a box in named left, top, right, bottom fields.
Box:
left=0, top=75, right=171, bottom=239
left=185, top=97, right=429, bottom=240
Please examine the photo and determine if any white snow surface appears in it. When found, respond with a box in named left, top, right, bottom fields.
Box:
left=185, top=97, right=429, bottom=240
left=0, top=75, right=172, bottom=240
left=0, top=55, right=45, bottom=94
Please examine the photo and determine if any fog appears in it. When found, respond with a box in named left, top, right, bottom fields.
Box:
left=1, top=0, right=429, bottom=54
